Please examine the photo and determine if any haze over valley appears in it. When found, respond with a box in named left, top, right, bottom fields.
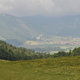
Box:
left=0, top=14, right=80, bottom=53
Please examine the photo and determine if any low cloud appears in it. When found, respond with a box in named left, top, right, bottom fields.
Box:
left=0, top=0, right=80, bottom=16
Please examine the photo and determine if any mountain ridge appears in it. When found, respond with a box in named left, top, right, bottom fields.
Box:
left=0, top=14, right=80, bottom=47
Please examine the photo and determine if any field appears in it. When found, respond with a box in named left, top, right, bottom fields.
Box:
left=0, top=56, right=80, bottom=80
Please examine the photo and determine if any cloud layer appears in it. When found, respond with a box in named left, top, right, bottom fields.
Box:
left=0, top=0, right=80, bottom=16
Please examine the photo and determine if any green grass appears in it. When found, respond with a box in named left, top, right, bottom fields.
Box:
left=0, top=56, right=80, bottom=80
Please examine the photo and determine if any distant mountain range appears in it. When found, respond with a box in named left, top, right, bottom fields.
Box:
left=0, top=14, right=39, bottom=46
left=21, top=15, right=80, bottom=37
left=0, top=14, right=80, bottom=46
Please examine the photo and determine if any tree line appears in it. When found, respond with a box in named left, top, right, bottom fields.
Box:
left=0, top=40, right=50, bottom=61
left=53, top=47, right=80, bottom=58
left=0, top=40, right=80, bottom=61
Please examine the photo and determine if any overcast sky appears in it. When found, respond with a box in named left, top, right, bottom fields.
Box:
left=0, top=0, right=80, bottom=16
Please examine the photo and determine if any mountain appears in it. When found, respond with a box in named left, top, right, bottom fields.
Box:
left=21, top=15, right=80, bottom=37
left=0, top=14, right=80, bottom=48
left=0, top=14, right=39, bottom=46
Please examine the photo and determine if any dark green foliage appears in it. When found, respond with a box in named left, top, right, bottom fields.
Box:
left=53, top=47, right=80, bottom=58
left=0, top=40, right=49, bottom=61
left=53, top=51, right=69, bottom=57
left=71, top=47, right=80, bottom=56
left=1, top=40, right=80, bottom=61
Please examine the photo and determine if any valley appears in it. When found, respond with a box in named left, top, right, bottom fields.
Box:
left=24, top=36, right=80, bottom=53
left=0, top=14, right=80, bottom=53
left=0, top=1, right=80, bottom=80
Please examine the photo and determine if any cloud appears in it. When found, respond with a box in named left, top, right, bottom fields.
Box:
left=0, top=0, right=80, bottom=16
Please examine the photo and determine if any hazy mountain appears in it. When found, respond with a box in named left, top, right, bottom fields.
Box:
left=0, top=14, right=39, bottom=46
left=22, top=15, right=80, bottom=37
left=0, top=14, right=80, bottom=46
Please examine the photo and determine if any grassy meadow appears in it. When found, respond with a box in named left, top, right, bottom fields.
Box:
left=0, top=56, right=80, bottom=80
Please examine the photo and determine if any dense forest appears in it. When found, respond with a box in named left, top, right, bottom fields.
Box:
left=0, top=40, right=50, bottom=61
left=0, top=40, right=80, bottom=61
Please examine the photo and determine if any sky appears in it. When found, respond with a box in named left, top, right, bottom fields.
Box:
left=0, top=0, right=80, bottom=16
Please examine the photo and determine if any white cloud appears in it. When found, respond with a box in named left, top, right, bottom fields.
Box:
left=0, top=0, right=80, bottom=16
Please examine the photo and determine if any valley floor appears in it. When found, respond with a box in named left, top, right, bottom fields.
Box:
left=0, top=56, right=80, bottom=80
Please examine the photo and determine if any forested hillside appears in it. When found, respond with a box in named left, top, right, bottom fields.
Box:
left=1, top=40, right=80, bottom=61
left=0, top=40, right=49, bottom=61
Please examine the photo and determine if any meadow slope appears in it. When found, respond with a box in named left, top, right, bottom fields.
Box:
left=0, top=56, right=80, bottom=80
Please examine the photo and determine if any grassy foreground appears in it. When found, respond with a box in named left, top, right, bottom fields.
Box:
left=0, top=57, right=80, bottom=80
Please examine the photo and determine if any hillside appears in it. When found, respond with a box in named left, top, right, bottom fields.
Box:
left=0, top=40, right=48, bottom=61
left=22, top=15, right=80, bottom=37
left=1, top=14, right=80, bottom=44
left=0, top=56, right=80, bottom=80
left=1, top=39, right=80, bottom=61
left=0, top=14, right=38, bottom=46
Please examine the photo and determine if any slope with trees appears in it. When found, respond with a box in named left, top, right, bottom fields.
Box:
left=0, top=40, right=49, bottom=61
